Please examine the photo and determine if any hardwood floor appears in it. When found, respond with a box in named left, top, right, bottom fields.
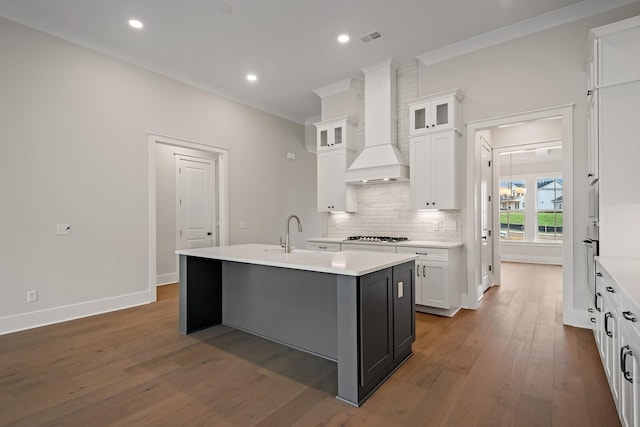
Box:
left=0, top=263, right=619, bottom=426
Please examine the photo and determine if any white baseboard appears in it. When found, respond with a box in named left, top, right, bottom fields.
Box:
left=156, top=272, right=178, bottom=286
left=0, top=289, right=156, bottom=336
left=563, top=306, right=594, bottom=330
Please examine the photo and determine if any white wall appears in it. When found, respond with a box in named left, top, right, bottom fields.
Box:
left=0, top=17, right=323, bottom=334
left=416, top=3, right=640, bottom=315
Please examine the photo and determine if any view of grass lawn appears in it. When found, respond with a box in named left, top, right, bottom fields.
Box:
left=499, top=212, right=563, bottom=227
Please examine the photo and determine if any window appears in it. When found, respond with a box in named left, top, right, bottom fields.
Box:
left=536, top=178, right=563, bottom=242
left=499, top=179, right=526, bottom=240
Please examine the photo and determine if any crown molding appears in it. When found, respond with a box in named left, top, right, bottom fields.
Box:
left=417, top=0, right=639, bottom=67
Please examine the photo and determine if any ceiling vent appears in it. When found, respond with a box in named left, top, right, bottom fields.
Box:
left=360, top=30, right=382, bottom=43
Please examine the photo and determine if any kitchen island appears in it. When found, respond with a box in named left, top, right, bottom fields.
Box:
left=176, top=243, right=417, bottom=406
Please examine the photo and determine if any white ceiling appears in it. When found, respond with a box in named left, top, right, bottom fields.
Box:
left=0, top=0, right=634, bottom=124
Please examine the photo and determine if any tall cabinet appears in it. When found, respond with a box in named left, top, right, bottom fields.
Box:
left=315, top=116, right=357, bottom=212
left=588, top=16, right=640, bottom=259
left=408, top=89, right=463, bottom=210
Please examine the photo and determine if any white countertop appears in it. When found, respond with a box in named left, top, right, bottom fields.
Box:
left=307, top=237, right=463, bottom=249
left=177, top=243, right=417, bottom=276
left=596, top=256, right=640, bottom=305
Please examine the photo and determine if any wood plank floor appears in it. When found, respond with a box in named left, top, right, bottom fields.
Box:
left=0, top=263, right=619, bottom=426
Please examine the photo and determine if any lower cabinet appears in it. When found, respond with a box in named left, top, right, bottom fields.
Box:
left=595, top=259, right=640, bottom=427
left=397, top=246, right=462, bottom=316
left=619, top=319, right=640, bottom=427
left=358, top=262, right=415, bottom=399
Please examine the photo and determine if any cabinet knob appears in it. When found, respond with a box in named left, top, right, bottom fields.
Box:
left=425, top=202, right=430, bottom=206
left=606, top=286, right=616, bottom=293
left=588, top=173, right=594, bottom=177
left=623, top=311, right=637, bottom=322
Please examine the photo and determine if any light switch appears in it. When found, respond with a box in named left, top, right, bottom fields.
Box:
left=56, top=224, right=71, bottom=235
left=398, top=281, right=404, bottom=298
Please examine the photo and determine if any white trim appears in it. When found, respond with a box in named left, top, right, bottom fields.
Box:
left=0, top=290, right=154, bottom=336
left=148, top=133, right=230, bottom=295
left=499, top=254, right=563, bottom=266
left=156, top=272, right=178, bottom=286
left=313, top=79, right=352, bottom=98
left=417, top=0, right=639, bottom=66
left=464, top=105, right=576, bottom=328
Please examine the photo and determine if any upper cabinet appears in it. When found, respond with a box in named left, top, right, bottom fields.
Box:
left=315, top=116, right=356, bottom=152
left=408, top=89, right=464, bottom=136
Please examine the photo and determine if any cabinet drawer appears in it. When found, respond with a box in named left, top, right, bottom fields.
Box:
left=620, top=288, right=640, bottom=337
left=599, top=269, right=619, bottom=305
left=306, top=242, right=341, bottom=252
left=397, top=246, right=448, bottom=262
left=341, top=243, right=397, bottom=253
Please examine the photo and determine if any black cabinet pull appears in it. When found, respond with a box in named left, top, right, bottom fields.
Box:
left=606, top=286, right=616, bottom=293
left=588, top=308, right=594, bottom=313
left=587, top=89, right=594, bottom=96
left=623, top=311, right=637, bottom=322
left=422, top=265, right=426, bottom=277
left=596, top=272, right=603, bottom=277
left=588, top=173, right=594, bottom=177
left=591, top=317, right=596, bottom=323
left=605, top=312, right=613, bottom=338
left=621, top=345, right=634, bottom=383
left=595, top=292, right=602, bottom=312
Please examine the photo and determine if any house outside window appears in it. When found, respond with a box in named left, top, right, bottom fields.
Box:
left=499, top=175, right=563, bottom=242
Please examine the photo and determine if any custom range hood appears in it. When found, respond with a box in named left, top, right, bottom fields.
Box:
left=345, top=59, right=409, bottom=184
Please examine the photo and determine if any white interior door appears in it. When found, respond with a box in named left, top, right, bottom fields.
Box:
left=176, top=157, right=215, bottom=249
left=480, top=142, right=494, bottom=295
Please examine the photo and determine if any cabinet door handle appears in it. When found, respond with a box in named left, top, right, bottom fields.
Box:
left=423, top=265, right=426, bottom=277
left=623, top=311, right=637, bottom=322
left=606, top=286, right=615, bottom=293
left=416, top=263, right=420, bottom=277
left=588, top=308, right=594, bottom=313
left=604, top=312, right=613, bottom=338
left=588, top=173, right=594, bottom=177
left=595, top=292, right=602, bottom=312
left=596, top=272, right=603, bottom=277
left=621, top=345, right=634, bottom=383
left=591, top=317, right=596, bottom=323
left=587, top=89, right=594, bottom=96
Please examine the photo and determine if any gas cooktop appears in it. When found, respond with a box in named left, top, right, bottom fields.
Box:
left=344, top=236, right=409, bottom=243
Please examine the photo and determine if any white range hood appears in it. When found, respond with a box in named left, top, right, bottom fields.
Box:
left=345, top=59, right=409, bottom=184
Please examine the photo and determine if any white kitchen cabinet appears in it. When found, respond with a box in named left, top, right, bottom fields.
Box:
left=619, top=318, right=640, bottom=427
left=314, top=116, right=355, bottom=152
left=410, top=131, right=461, bottom=210
left=397, top=246, right=462, bottom=316
left=317, top=149, right=357, bottom=212
left=595, top=257, right=640, bottom=426
left=340, top=243, right=396, bottom=253
left=588, top=16, right=640, bottom=258
left=407, top=89, right=463, bottom=136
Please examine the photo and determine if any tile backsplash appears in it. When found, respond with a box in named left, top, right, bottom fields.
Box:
left=327, top=182, right=461, bottom=241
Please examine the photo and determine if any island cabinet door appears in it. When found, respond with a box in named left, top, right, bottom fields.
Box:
left=359, top=268, right=394, bottom=393
left=393, top=262, right=415, bottom=360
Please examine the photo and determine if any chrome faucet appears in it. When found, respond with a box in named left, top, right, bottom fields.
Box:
left=285, top=214, right=303, bottom=253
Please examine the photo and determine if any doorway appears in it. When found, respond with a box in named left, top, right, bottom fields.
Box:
left=148, top=134, right=229, bottom=297
left=464, top=105, right=579, bottom=327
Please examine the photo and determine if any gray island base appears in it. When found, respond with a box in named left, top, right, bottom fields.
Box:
left=176, top=244, right=417, bottom=407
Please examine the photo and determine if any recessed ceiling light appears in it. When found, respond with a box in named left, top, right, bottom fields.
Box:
left=128, top=19, right=144, bottom=29
left=337, top=34, right=350, bottom=43
left=246, top=74, right=257, bottom=82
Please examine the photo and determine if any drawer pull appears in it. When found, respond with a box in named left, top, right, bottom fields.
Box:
left=596, top=272, right=603, bottom=277
left=606, top=286, right=616, bottom=293
left=623, top=311, right=637, bottom=322
left=588, top=308, right=594, bottom=313
left=595, top=293, right=602, bottom=312
left=604, top=312, right=613, bottom=338
left=621, top=345, right=634, bottom=383
left=318, top=246, right=327, bottom=249
left=591, top=317, right=596, bottom=323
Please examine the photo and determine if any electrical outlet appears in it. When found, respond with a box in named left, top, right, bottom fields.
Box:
left=239, top=221, right=248, bottom=229
left=27, top=290, right=38, bottom=303
left=443, top=222, right=456, bottom=231
left=56, top=224, right=71, bottom=235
